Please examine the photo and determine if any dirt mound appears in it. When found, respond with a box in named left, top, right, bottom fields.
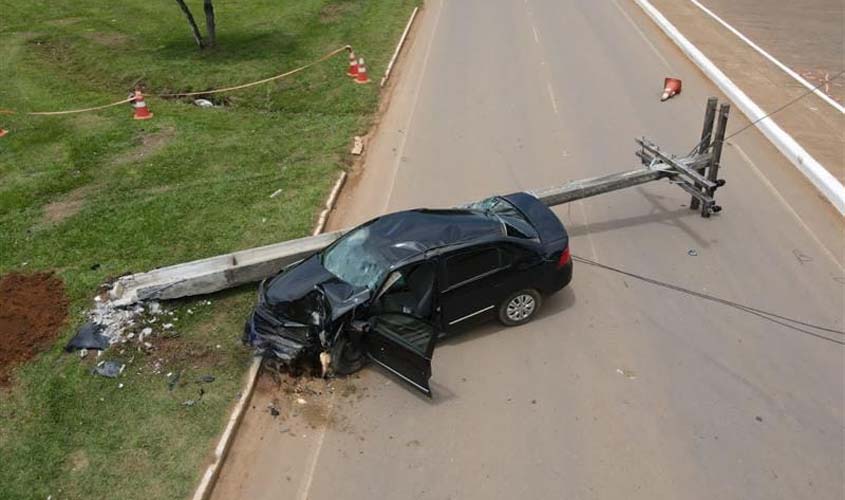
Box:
left=0, top=272, right=69, bottom=386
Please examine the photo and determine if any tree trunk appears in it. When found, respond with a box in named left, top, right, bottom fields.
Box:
left=204, top=0, right=217, bottom=48
left=174, top=0, right=205, bottom=49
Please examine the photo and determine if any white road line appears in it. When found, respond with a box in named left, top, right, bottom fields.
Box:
left=531, top=24, right=540, bottom=44
left=732, top=143, right=843, bottom=271
left=546, top=83, right=559, bottom=115
left=295, top=396, right=336, bottom=500
left=688, top=0, right=845, bottom=114
left=609, top=0, right=672, bottom=70
left=383, top=0, right=445, bottom=211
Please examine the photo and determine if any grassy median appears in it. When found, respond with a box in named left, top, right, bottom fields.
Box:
left=0, top=1, right=419, bottom=498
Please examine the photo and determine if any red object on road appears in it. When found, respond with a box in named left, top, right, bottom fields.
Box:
left=347, top=50, right=359, bottom=78
left=131, top=89, right=153, bottom=120
left=355, top=58, right=370, bottom=84
left=661, top=77, right=682, bottom=101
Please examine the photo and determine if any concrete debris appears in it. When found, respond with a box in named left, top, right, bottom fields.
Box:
left=351, top=136, right=365, bottom=155
left=95, top=360, right=124, bottom=378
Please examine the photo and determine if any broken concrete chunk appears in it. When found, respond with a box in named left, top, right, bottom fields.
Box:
left=94, top=361, right=124, bottom=378
left=351, top=136, right=364, bottom=155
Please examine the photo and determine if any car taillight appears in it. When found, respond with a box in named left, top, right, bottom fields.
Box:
left=557, top=246, right=571, bottom=268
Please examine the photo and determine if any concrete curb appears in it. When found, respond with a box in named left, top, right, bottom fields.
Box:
left=313, top=171, right=348, bottom=236
left=191, top=171, right=349, bottom=500
left=192, top=357, right=261, bottom=500
left=380, top=6, right=420, bottom=87
left=633, top=0, right=845, bottom=215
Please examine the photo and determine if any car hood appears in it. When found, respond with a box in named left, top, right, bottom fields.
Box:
left=261, top=254, right=371, bottom=325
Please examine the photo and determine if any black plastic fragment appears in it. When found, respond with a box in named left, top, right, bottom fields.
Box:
left=66, top=321, right=109, bottom=351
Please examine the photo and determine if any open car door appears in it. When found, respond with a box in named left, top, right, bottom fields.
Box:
left=365, top=312, right=438, bottom=396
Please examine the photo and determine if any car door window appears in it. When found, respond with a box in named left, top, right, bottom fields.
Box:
left=373, top=262, right=436, bottom=320
left=444, top=248, right=502, bottom=289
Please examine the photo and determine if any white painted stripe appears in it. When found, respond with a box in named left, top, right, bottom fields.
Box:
left=633, top=0, right=845, bottom=215
left=546, top=82, right=559, bottom=115
left=448, top=305, right=495, bottom=325
left=609, top=0, right=672, bottom=70
left=688, top=0, right=845, bottom=114
left=732, top=143, right=843, bottom=271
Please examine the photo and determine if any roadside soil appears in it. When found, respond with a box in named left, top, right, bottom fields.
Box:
left=0, top=272, right=69, bottom=386
left=647, top=0, right=845, bottom=187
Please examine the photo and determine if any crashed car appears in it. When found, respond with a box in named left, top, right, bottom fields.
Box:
left=244, top=192, right=572, bottom=395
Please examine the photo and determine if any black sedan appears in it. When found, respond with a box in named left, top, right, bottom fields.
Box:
left=244, top=192, right=572, bottom=395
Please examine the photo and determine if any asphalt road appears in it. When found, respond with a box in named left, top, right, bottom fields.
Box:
left=213, top=1, right=845, bottom=499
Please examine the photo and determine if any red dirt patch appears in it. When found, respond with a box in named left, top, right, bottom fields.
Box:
left=0, top=272, right=69, bottom=386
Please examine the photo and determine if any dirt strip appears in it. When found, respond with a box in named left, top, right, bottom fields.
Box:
left=648, top=0, right=844, bottom=185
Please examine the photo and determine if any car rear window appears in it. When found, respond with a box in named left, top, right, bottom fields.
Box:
left=445, top=248, right=501, bottom=288
left=466, top=197, right=539, bottom=241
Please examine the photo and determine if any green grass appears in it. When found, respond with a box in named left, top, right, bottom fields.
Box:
left=0, top=1, right=419, bottom=498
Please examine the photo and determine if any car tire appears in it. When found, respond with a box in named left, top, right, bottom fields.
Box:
left=498, top=289, right=542, bottom=326
left=330, top=334, right=367, bottom=376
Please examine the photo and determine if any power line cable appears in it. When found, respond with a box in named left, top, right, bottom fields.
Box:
left=684, top=69, right=845, bottom=157
left=572, top=254, right=845, bottom=346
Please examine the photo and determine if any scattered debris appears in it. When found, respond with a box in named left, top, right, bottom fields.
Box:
left=94, top=361, right=124, bottom=378
left=351, top=135, right=364, bottom=155
left=198, top=375, right=215, bottom=383
left=296, top=398, right=307, bottom=405
left=616, top=368, right=637, bottom=379
left=167, top=371, right=181, bottom=390
left=270, top=189, right=283, bottom=199
left=118, top=383, right=124, bottom=389
left=183, top=399, right=197, bottom=407
left=688, top=249, right=698, bottom=257
left=792, top=249, right=813, bottom=264
left=268, top=404, right=280, bottom=417
left=65, top=321, right=109, bottom=352
left=194, top=98, right=214, bottom=108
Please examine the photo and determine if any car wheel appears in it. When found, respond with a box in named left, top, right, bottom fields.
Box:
left=330, top=334, right=367, bottom=376
left=498, top=289, right=542, bottom=326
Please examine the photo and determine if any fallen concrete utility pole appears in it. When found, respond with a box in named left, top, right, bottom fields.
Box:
left=110, top=98, right=729, bottom=304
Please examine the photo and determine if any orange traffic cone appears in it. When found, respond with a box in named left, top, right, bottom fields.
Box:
left=347, top=50, right=359, bottom=78
left=355, top=58, right=370, bottom=84
left=130, top=89, right=153, bottom=120
left=661, top=77, right=682, bottom=101
left=0, top=128, right=7, bottom=138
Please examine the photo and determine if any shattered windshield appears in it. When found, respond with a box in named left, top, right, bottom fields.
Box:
left=467, top=197, right=539, bottom=240
left=321, top=226, right=393, bottom=290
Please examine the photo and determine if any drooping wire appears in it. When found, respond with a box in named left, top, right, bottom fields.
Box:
left=684, top=69, right=845, bottom=157
left=572, top=254, right=845, bottom=346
